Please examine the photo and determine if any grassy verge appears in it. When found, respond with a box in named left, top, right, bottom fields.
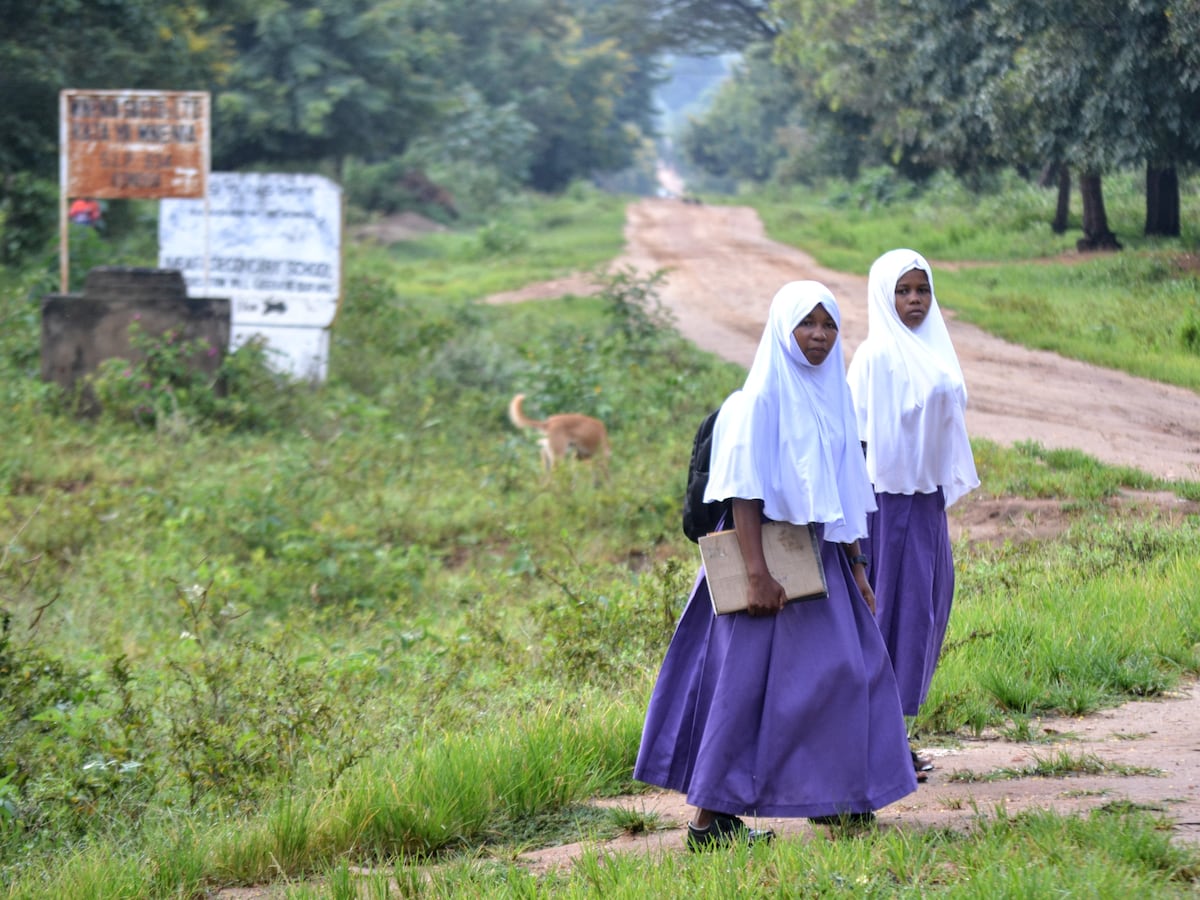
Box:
left=1, top=177, right=1199, bottom=896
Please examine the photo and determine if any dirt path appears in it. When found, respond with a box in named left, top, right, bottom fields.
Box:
left=491, top=198, right=1200, bottom=482
left=519, top=680, right=1200, bottom=874
left=484, top=199, right=1200, bottom=868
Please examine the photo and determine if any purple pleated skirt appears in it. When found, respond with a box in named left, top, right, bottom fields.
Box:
left=866, top=490, right=954, bottom=717
left=634, top=527, right=917, bottom=818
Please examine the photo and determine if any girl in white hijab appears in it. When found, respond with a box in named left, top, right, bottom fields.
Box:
left=847, top=249, right=980, bottom=772
left=635, top=281, right=916, bottom=850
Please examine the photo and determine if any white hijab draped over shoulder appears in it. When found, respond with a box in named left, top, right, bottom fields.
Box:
left=846, top=249, right=979, bottom=508
left=704, top=280, right=876, bottom=544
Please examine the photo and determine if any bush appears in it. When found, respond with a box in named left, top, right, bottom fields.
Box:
left=87, top=324, right=310, bottom=432
left=1182, top=304, right=1200, bottom=355
left=0, top=175, right=56, bottom=264
left=532, top=559, right=691, bottom=684
left=0, top=613, right=158, bottom=854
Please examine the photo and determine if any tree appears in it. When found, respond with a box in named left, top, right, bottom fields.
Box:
left=431, top=0, right=647, bottom=191
left=775, top=0, right=1016, bottom=179
left=775, top=0, right=1200, bottom=249
left=0, top=0, right=234, bottom=180
left=523, top=34, right=644, bottom=190
left=1139, top=0, right=1200, bottom=235
left=679, top=48, right=799, bottom=184
left=925, top=0, right=1200, bottom=242
left=577, top=0, right=779, bottom=55
left=214, top=0, right=449, bottom=173
left=0, top=0, right=238, bottom=259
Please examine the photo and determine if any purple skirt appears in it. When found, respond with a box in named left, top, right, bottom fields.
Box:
left=634, top=528, right=917, bottom=818
left=866, top=490, right=954, bottom=717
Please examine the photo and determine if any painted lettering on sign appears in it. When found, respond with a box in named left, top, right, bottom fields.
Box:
left=158, top=172, right=343, bottom=330
left=62, top=90, right=209, bottom=199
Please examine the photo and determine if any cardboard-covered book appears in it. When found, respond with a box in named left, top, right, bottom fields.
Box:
left=699, top=521, right=828, bottom=615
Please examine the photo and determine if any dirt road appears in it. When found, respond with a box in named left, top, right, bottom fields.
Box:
left=618, top=198, right=1200, bottom=482
left=519, top=680, right=1200, bottom=873
left=492, top=198, right=1200, bottom=479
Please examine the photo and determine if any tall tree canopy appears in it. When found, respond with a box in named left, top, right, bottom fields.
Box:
left=429, top=0, right=646, bottom=191
left=578, top=0, right=779, bottom=54
left=214, top=0, right=448, bottom=172
left=766, top=0, right=1200, bottom=245
left=679, top=47, right=799, bottom=185
left=0, top=0, right=234, bottom=179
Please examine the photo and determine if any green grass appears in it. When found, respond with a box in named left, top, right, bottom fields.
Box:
left=946, top=749, right=1164, bottom=783
left=2, top=174, right=1200, bottom=896
left=356, top=184, right=629, bottom=302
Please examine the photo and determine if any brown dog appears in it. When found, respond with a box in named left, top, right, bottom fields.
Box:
left=508, top=393, right=610, bottom=473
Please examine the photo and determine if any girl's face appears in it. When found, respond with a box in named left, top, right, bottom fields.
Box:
left=792, top=303, right=838, bottom=365
left=894, top=268, right=932, bottom=329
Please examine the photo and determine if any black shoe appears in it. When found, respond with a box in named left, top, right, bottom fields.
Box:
left=808, top=811, right=876, bottom=828
left=912, top=749, right=934, bottom=775
left=685, top=813, right=775, bottom=851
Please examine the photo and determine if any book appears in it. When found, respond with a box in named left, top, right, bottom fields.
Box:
left=698, top=521, right=828, bottom=615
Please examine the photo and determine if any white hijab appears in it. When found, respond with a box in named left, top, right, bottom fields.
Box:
left=846, top=249, right=979, bottom=508
left=704, top=281, right=876, bottom=543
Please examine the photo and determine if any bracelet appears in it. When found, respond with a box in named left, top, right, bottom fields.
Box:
left=849, top=553, right=869, bottom=569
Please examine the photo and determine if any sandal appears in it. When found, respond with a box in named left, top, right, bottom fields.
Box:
left=686, top=813, right=775, bottom=851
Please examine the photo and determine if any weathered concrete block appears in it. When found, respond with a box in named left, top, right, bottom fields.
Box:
left=41, top=266, right=230, bottom=391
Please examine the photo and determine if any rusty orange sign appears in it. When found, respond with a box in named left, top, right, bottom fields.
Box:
left=61, top=90, right=209, bottom=199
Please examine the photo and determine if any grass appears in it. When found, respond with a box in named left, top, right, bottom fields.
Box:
left=947, top=751, right=1165, bottom=783
left=2, top=172, right=1200, bottom=896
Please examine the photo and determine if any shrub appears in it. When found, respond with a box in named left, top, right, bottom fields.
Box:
left=0, top=175, right=56, bottom=264
left=1181, top=304, right=1200, bottom=355
left=87, top=324, right=309, bottom=432
left=0, top=612, right=159, bottom=855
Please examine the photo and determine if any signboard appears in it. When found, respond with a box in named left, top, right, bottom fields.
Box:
left=61, top=90, right=209, bottom=199
left=158, top=172, right=344, bottom=380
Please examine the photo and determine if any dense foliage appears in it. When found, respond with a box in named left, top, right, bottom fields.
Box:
left=681, top=0, right=1200, bottom=245
left=0, top=0, right=776, bottom=255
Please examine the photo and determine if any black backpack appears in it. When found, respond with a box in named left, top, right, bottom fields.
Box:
left=682, top=408, right=732, bottom=542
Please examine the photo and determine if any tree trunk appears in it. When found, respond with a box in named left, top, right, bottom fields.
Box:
left=1144, top=163, right=1180, bottom=237
left=1077, top=171, right=1122, bottom=252
left=1052, top=164, right=1070, bottom=234
left=1038, top=162, right=1071, bottom=233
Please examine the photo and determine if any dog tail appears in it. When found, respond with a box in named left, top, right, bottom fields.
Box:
left=508, top=393, right=547, bottom=432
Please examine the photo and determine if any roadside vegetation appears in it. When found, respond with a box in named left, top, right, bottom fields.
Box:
left=2, top=175, right=1200, bottom=897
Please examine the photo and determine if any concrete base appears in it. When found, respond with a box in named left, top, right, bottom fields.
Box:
left=41, top=267, right=230, bottom=392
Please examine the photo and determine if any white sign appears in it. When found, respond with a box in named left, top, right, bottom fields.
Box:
left=158, top=172, right=343, bottom=380
left=232, top=324, right=331, bottom=383
left=158, top=172, right=343, bottom=328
